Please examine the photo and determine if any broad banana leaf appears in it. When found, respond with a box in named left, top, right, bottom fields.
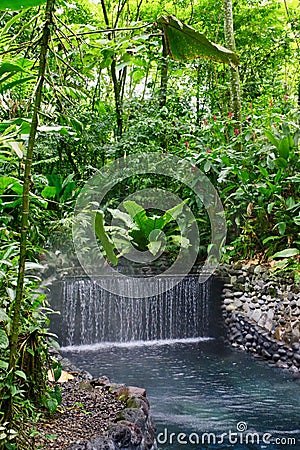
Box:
left=0, top=0, right=46, bottom=10
left=157, top=15, right=239, bottom=66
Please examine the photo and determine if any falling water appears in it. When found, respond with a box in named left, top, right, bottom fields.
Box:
left=51, top=275, right=212, bottom=346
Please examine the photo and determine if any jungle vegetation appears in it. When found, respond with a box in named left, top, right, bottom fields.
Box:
left=0, top=0, right=299, bottom=447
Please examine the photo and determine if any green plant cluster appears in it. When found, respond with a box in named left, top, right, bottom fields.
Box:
left=0, top=0, right=299, bottom=447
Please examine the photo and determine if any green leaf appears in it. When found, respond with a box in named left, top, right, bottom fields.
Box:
left=204, top=160, right=211, bottom=173
left=41, top=186, right=57, bottom=199
left=123, top=201, right=155, bottom=238
left=157, top=15, right=239, bottom=66
left=0, top=360, right=9, bottom=370
left=0, top=176, right=23, bottom=195
left=0, top=0, right=46, bottom=10
left=25, top=261, right=44, bottom=271
left=278, top=136, right=290, bottom=159
left=0, top=9, right=27, bottom=37
left=265, top=130, right=279, bottom=148
left=108, top=208, right=135, bottom=228
left=277, top=222, right=286, bottom=236
left=4, top=140, right=23, bottom=158
left=95, top=211, right=118, bottom=266
left=258, top=166, right=269, bottom=178
left=275, top=157, right=288, bottom=169
left=43, top=397, right=58, bottom=414
left=162, top=199, right=189, bottom=226
left=51, top=385, right=62, bottom=405
left=170, top=235, right=190, bottom=248
left=147, top=239, right=162, bottom=256
left=294, top=217, right=300, bottom=226
left=147, top=229, right=165, bottom=256
left=0, top=329, right=9, bottom=349
left=0, top=307, right=9, bottom=322
left=15, top=370, right=27, bottom=381
left=262, top=235, right=281, bottom=245
left=272, top=248, right=299, bottom=258
left=52, top=362, right=62, bottom=382
left=0, top=76, right=35, bottom=94
left=0, top=63, right=24, bottom=78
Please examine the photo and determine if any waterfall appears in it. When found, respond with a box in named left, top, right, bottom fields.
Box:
left=51, top=275, right=212, bottom=346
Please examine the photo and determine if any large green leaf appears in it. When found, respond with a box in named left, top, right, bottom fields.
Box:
left=0, top=0, right=46, bottom=10
left=0, top=62, right=25, bottom=78
left=0, top=176, right=23, bottom=195
left=272, top=248, right=299, bottom=258
left=0, top=76, right=35, bottom=94
left=278, top=136, right=290, bottom=160
left=123, top=201, right=155, bottom=238
left=95, top=211, right=118, bottom=266
left=157, top=15, right=239, bottom=66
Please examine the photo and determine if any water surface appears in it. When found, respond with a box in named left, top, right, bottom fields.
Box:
left=62, top=338, right=300, bottom=450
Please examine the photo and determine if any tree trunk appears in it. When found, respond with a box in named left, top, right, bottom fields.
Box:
left=5, top=0, right=55, bottom=421
left=223, top=0, right=242, bottom=128
left=160, top=35, right=168, bottom=108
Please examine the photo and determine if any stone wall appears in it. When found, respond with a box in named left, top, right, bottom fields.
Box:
left=218, top=263, right=300, bottom=373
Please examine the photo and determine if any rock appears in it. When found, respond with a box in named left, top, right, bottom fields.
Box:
left=249, top=309, right=261, bottom=323
left=90, top=436, right=115, bottom=450
left=122, top=408, right=147, bottom=431
left=293, top=353, right=300, bottom=363
left=127, top=386, right=147, bottom=398
left=262, top=349, right=272, bottom=359
left=109, top=423, right=132, bottom=447
left=230, top=276, right=237, bottom=284
left=278, top=348, right=287, bottom=356
left=226, top=304, right=236, bottom=312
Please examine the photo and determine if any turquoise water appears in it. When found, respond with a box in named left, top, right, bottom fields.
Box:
left=62, top=338, right=300, bottom=450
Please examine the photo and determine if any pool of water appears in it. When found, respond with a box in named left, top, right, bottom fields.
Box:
left=62, top=339, right=300, bottom=450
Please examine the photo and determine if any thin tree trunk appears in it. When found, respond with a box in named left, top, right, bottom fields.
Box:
left=223, top=0, right=242, bottom=128
left=160, top=35, right=168, bottom=108
left=5, top=0, right=55, bottom=420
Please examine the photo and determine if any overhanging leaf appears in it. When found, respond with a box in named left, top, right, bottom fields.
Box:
left=95, top=211, right=118, bottom=266
left=157, top=15, right=239, bottom=66
left=0, top=0, right=46, bottom=10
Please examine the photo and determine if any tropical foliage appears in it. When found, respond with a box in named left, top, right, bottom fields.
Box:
left=0, top=0, right=299, bottom=447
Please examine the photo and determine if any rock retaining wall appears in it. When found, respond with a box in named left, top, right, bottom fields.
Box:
left=218, top=264, right=300, bottom=373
